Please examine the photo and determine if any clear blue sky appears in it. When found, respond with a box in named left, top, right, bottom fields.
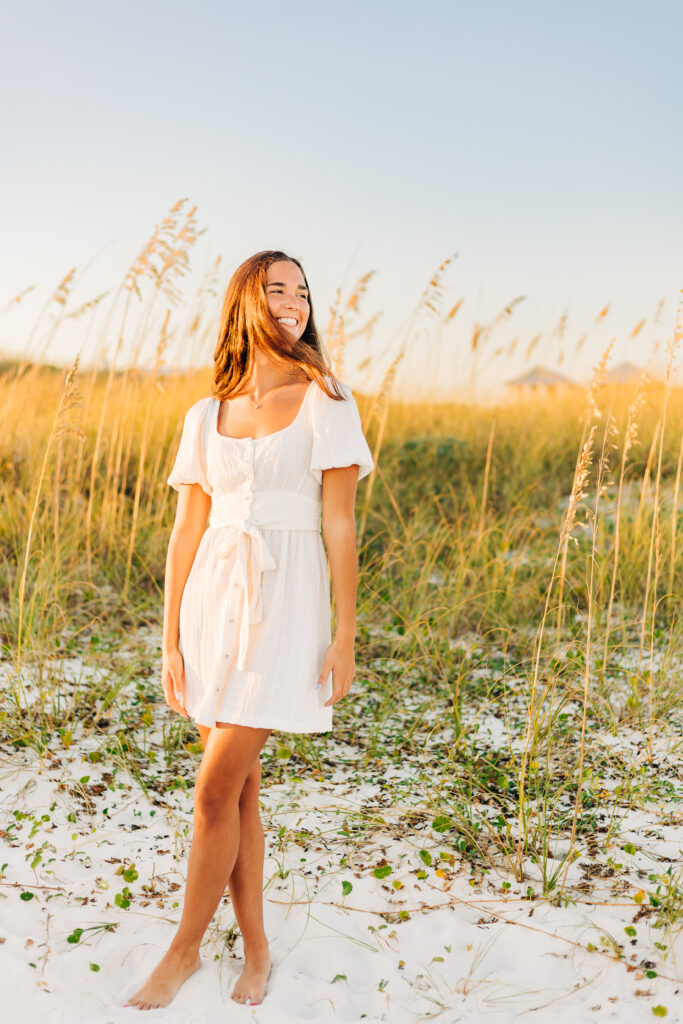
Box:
left=2, top=0, right=681, bottom=399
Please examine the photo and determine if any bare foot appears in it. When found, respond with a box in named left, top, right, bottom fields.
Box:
left=125, top=947, right=201, bottom=1010
left=231, top=950, right=271, bottom=1006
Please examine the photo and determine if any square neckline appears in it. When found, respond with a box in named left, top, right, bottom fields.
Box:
left=213, top=379, right=315, bottom=442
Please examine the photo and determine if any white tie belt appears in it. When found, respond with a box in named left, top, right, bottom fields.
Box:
left=208, top=490, right=322, bottom=672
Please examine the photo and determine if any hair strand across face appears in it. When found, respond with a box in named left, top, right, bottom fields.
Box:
left=212, top=250, right=345, bottom=402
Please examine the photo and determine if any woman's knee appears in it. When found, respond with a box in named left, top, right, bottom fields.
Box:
left=193, top=754, right=261, bottom=818
left=192, top=729, right=267, bottom=819
left=193, top=771, right=243, bottom=821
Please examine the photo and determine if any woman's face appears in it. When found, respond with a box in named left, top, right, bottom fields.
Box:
left=264, top=260, right=310, bottom=342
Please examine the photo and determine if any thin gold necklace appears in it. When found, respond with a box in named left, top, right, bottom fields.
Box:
left=246, top=379, right=307, bottom=409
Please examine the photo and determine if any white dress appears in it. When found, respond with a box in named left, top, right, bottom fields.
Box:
left=166, top=375, right=374, bottom=732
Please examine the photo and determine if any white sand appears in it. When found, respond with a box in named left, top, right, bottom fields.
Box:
left=1, top=737, right=681, bottom=1024
left=2, top=635, right=681, bottom=1022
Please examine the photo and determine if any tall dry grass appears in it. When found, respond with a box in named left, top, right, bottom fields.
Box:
left=0, top=201, right=681, bottom=907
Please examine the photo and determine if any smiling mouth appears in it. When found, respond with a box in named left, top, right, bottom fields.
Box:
left=277, top=317, right=298, bottom=326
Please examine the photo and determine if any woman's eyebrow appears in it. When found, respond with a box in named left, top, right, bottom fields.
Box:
left=267, top=281, right=308, bottom=289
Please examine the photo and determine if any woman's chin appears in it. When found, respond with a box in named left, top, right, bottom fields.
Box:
left=282, top=328, right=301, bottom=343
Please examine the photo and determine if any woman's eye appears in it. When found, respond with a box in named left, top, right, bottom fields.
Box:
left=269, top=288, right=308, bottom=299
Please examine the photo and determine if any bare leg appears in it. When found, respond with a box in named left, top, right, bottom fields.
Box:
left=225, top=751, right=271, bottom=1004
left=126, top=723, right=271, bottom=1010
left=199, top=723, right=271, bottom=1004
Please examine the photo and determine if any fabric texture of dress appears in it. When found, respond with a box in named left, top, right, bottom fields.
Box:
left=166, top=375, right=374, bottom=732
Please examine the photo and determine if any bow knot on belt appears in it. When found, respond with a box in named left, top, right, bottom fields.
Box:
left=209, top=490, right=322, bottom=672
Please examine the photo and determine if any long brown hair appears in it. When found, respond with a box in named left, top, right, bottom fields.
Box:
left=212, top=250, right=344, bottom=402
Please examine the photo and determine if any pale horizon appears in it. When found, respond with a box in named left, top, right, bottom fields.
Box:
left=2, top=0, right=682, bottom=401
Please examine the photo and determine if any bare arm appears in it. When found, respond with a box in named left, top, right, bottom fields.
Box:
left=317, top=464, right=361, bottom=706
left=162, top=483, right=211, bottom=716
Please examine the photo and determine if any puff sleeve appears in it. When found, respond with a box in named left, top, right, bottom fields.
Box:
left=167, top=398, right=213, bottom=495
left=309, top=379, right=374, bottom=485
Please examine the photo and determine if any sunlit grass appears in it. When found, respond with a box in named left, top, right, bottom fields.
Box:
left=1, top=200, right=682, bottom=965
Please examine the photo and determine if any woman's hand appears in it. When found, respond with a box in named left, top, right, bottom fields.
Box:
left=316, top=635, right=356, bottom=707
left=162, top=647, right=190, bottom=718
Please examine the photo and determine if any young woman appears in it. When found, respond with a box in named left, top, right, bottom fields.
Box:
left=126, top=250, right=374, bottom=1010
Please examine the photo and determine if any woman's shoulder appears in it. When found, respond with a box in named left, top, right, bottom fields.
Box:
left=171, top=397, right=215, bottom=445
left=308, top=373, right=374, bottom=482
left=312, top=373, right=353, bottom=403
left=183, top=395, right=216, bottom=421
left=310, top=374, right=364, bottom=437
